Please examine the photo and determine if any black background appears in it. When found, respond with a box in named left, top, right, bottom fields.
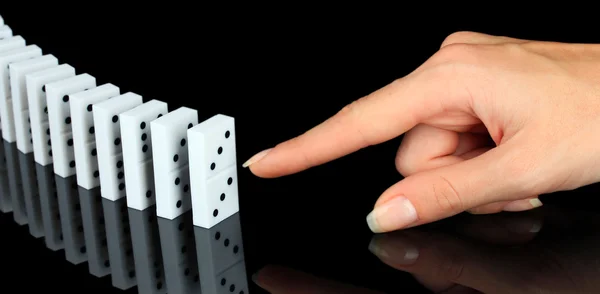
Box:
left=1, top=6, right=600, bottom=293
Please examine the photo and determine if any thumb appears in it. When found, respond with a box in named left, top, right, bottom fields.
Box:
left=366, top=141, right=534, bottom=233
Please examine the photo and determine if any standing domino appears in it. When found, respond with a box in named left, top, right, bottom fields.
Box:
left=120, top=99, right=168, bottom=210
left=70, top=84, right=120, bottom=189
left=26, top=64, right=76, bottom=165
left=150, top=107, right=198, bottom=220
left=9, top=55, right=58, bottom=153
left=0, top=36, right=25, bottom=53
left=0, top=45, right=42, bottom=142
left=188, top=114, right=239, bottom=228
left=93, top=93, right=143, bottom=200
left=0, top=25, right=11, bottom=39
left=45, top=74, right=96, bottom=177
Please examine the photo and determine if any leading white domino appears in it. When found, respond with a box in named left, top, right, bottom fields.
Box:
left=0, top=36, right=25, bottom=53
left=45, top=74, right=96, bottom=177
left=120, top=99, right=168, bottom=210
left=0, top=25, right=11, bottom=39
left=150, top=107, right=198, bottom=219
left=188, top=114, right=239, bottom=228
left=26, top=64, right=75, bottom=166
left=10, top=55, right=58, bottom=153
left=70, top=84, right=120, bottom=189
left=93, top=93, right=143, bottom=201
left=0, top=45, right=42, bottom=142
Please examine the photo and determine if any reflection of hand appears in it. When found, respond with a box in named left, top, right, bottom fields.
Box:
left=370, top=208, right=600, bottom=294
left=252, top=265, right=386, bottom=294
left=244, top=31, right=600, bottom=233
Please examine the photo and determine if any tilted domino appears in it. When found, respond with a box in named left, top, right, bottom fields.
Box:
left=120, top=99, right=168, bottom=211
left=45, top=74, right=96, bottom=177
left=188, top=114, right=239, bottom=229
left=10, top=54, right=58, bottom=153
left=70, top=83, right=120, bottom=189
left=0, top=45, right=42, bottom=142
left=150, top=106, right=198, bottom=220
left=93, top=92, right=143, bottom=201
left=0, top=36, right=25, bottom=133
left=26, top=64, right=75, bottom=165
left=0, top=25, right=11, bottom=39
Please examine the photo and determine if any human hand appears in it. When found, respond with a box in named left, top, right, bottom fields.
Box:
left=243, top=31, right=600, bottom=233
left=369, top=207, right=600, bottom=294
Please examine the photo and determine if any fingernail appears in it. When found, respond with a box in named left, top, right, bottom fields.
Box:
left=242, top=148, right=272, bottom=168
left=366, top=196, right=418, bottom=233
left=503, top=198, right=543, bottom=212
left=368, top=237, right=419, bottom=264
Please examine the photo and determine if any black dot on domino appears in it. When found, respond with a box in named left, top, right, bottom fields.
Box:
left=67, top=139, right=73, bottom=146
left=142, top=145, right=148, bottom=152
left=227, top=177, right=233, bottom=185
left=91, top=148, right=97, bottom=156
left=47, top=139, right=51, bottom=146
left=112, top=115, right=118, bottom=123
left=213, top=209, right=218, bottom=217
left=173, top=154, right=179, bottom=162
left=176, top=200, right=182, bottom=208
left=225, top=130, right=230, bottom=138
left=187, top=123, right=193, bottom=129
left=93, top=170, right=99, bottom=178
left=44, top=107, right=47, bottom=113
left=174, top=177, right=180, bottom=185
left=217, top=147, right=223, bottom=154
left=65, top=117, right=71, bottom=124
left=183, top=184, right=189, bottom=192
left=233, top=245, right=239, bottom=254
left=221, top=278, right=226, bottom=286
left=62, top=95, right=69, bottom=102
left=69, top=161, right=75, bottom=168
left=118, top=183, right=125, bottom=190
left=210, top=163, right=215, bottom=170
left=118, top=172, right=124, bottom=179
left=180, top=139, right=186, bottom=146
left=224, top=239, right=230, bottom=247
left=141, top=133, right=147, bottom=141
left=41, top=85, right=45, bottom=92
left=46, top=128, right=50, bottom=135
left=220, top=193, right=225, bottom=201
left=157, top=114, right=163, bottom=118
left=117, top=160, right=123, bottom=168
left=140, top=122, right=146, bottom=129
left=87, top=104, right=92, bottom=112
left=215, top=232, right=221, bottom=240
left=89, top=127, right=94, bottom=134
left=114, top=138, right=120, bottom=145
left=146, top=190, right=152, bottom=198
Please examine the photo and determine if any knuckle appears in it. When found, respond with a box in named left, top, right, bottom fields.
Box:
left=431, top=175, right=465, bottom=214
left=337, top=99, right=374, bottom=146
left=436, top=43, right=479, bottom=63
left=441, top=31, right=476, bottom=47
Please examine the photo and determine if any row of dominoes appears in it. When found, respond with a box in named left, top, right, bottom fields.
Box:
left=1, top=15, right=248, bottom=294
left=0, top=18, right=239, bottom=230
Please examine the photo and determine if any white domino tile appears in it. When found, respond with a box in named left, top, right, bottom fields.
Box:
left=9, top=55, right=58, bottom=153
left=120, top=99, right=168, bottom=210
left=0, top=45, right=42, bottom=142
left=46, top=74, right=96, bottom=177
left=188, top=114, right=239, bottom=228
left=70, top=84, right=120, bottom=189
left=26, top=64, right=75, bottom=166
left=150, top=107, right=198, bottom=219
left=0, top=36, right=25, bottom=53
left=93, top=92, right=143, bottom=201
left=0, top=25, right=11, bottom=39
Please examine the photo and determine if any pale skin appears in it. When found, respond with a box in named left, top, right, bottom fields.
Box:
left=243, top=31, right=600, bottom=233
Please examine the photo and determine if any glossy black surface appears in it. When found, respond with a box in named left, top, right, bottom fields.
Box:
left=1, top=6, right=600, bottom=294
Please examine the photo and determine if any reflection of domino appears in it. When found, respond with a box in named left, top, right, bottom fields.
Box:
left=0, top=45, right=42, bottom=142
left=188, top=114, right=239, bottom=229
left=120, top=99, right=168, bottom=210
left=9, top=54, right=58, bottom=153
left=26, top=64, right=75, bottom=165
left=45, top=74, right=96, bottom=178
left=150, top=107, right=198, bottom=220
left=93, top=93, right=143, bottom=201
left=70, top=84, right=120, bottom=189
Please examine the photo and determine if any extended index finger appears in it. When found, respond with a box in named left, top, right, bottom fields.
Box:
left=244, top=64, right=470, bottom=178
